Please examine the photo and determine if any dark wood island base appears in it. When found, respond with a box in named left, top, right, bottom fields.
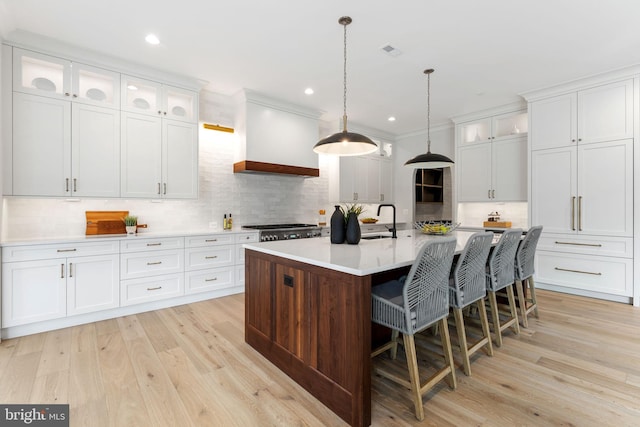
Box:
left=244, top=248, right=374, bottom=427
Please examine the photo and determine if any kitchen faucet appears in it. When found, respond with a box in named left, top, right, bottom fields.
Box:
left=377, top=204, right=397, bottom=238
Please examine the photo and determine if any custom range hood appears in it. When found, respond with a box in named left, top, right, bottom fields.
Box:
left=233, top=89, right=322, bottom=177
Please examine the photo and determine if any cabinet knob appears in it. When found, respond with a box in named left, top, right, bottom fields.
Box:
left=64, top=92, right=70, bottom=97
left=571, top=139, right=576, bottom=143
left=72, top=94, right=78, bottom=98
left=158, top=110, right=162, bottom=115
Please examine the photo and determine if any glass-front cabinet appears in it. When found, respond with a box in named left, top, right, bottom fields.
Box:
left=121, top=75, right=197, bottom=123
left=458, top=110, right=528, bottom=144
left=13, top=48, right=120, bottom=108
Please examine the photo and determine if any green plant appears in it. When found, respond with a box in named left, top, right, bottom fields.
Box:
left=343, top=203, right=364, bottom=221
left=123, top=215, right=138, bottom=226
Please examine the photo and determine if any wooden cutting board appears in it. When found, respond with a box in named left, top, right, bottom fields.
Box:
left=483, top=221, right=512, bottom=228
left=86, top=211, right=128, bottom=235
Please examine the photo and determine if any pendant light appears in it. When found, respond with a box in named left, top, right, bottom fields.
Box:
left=404, top=69, right=454, bottom=168
left=313, top=16, right=378, bottom=156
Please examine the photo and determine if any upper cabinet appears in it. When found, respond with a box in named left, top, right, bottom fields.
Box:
left=458, top=110, right=528, bottom=145
left=122, top=75, right=197, bottom=123
left=455, top=107, right=528, bottom=202
left=530, top=79, right=633, bottom=151
left=13, top=48, right=120, bottom=108
left=4, top=44, right=199, bottom=199
left=332, top=153, right=393, bottom=203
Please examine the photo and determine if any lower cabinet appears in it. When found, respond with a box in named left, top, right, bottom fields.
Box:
left=120, top=273, right=184, bottom=307
left=2, top=242, right=119, bottom=327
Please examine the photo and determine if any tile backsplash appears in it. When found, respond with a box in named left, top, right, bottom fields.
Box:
left=457, top=202, right=528, bottom=229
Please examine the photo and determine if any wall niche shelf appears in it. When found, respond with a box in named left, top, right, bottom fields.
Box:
left=415, top=168, right=443, bottom=203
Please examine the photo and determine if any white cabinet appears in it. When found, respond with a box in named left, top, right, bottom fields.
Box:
left=455, top=108, right=528, bottom=202
left=121, top=112, right=198, bottom=198
left=10, top=48, right=121, bottom=197
left=530, top=79, right=633, bottom=151
left=1, top=241, right=119, bottom=327
left=336, top=155, right=393, bottom=203
left=120, top=237, right=185, bottom=306
left=121, top=75, right=197, bottom=123
left=13, top=48, right=120, bottom=108
left=528, top=76, right=635, bottom=301
left=457, top=135, right=527, bottom=202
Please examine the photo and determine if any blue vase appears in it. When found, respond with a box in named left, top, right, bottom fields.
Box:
left=330, top=205, right=346, bottom=244
left=345, top=212, right=361, bottom=244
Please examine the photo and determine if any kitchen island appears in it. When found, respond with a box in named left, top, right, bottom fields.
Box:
left=244, top=230, right=484, bottom=427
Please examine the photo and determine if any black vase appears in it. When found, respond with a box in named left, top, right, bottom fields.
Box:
left=345, top=212, right=361, bottom=244
left=330, top=205, right=346, bottom=244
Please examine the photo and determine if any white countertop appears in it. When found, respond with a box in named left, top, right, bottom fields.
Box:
left=0, top=228, right=257, bottom=247
left=244, top=229, right=500, bottom=276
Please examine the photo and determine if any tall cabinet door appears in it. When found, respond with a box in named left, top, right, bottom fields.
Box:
left=531, top=147, right=577, bottom=234
left=12, top=92, right=71, bottom=196
left=457, top=142, right=492, bottom=201
left=492, top=137, right=527, bottom=201
left=72, top=103, right=120, bottom=197
left=121, top=112, right=162, bottom=197
left=529, top=93, right=577, bottom=151
left=162, top=120, right=198, bottom=199
left=577, top=140, right=633, bottom=237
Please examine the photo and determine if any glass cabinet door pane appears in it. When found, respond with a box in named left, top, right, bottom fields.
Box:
left=121, top=76, right=162, bottom=114
left=73, top=63, right=120, bottom=107
left=460, top=118, right=491, bottom=143
left=14, top=48, right=70, bottom=98
left=164, top=86, right=196, bottom=122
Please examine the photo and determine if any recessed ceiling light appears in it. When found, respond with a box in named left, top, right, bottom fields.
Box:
left=388, top=116, right=396, bottom=122
left=127, top=85, right=138, bottom=91
left=304, top=88, right=314, bottom=95
left=145, top=34, right=160, bottom=45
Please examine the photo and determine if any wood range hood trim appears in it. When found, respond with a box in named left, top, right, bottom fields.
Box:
left=233, top=160, right=320, bottom=177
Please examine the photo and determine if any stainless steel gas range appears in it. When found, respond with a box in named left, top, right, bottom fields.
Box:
left=242, top=223, right=322, bottom=242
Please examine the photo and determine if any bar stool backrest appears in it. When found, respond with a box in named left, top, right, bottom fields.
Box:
left=403, top=237, right=457, bottom=333
left=515, top=226, right=543, bottom=281
left=487, top=229, right=523, bottom=292
left=450, top=232, right=494, bottom=308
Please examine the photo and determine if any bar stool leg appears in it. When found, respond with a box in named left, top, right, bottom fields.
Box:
left=515, top=280, right=529, bottom=328
left=506, top=285, right=520, bottom=335
left=439, top=317, right=457, bottom=390
left=488, top=290, right=503, bottom=347
left=477, top=298, right=494, bottom=357
left=390, top=329, right=400, bottom=360
left=453, top=307, right=471, bottom=376
left=403, top=333, right=424, bottom=421
left=529, top=277, right=539, bottom=318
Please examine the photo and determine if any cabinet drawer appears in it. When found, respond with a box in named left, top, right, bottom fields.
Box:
left=185, top=267, right=235, bottom=294
left=538, top=234, right=632, bottom=258
left=186, top=234, right=234, bottom=247
left=120, top=249, right=184, bottom=279
left=185, top=246, right=234, bottom=271
left=120, top=237, right=184, bottom=253
left=2, top=240, right=119, bottom=262
left=121, top=273, right=184, bottom=306
left=535, top=251, right=632, bottom=296
left=235, top=232, right=259, bottom=244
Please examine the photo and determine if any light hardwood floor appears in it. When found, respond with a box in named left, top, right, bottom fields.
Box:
left=1, top=289, right=639, bottom=426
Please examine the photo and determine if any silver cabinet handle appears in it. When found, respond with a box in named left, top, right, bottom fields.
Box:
left=157, top=183, right=161, bottom=194
left=205, top=277, right=218, bottom=282
left=146, top=243, right=162, bottom=246
left=163, top=183, right=167, bottom=195
left=147, top=286, right=162, bottom=291
left=571, top=196, right=576, bottom=231
left=492, top=189, right=495, bottom=199
left=554, top=267, right=601, bottom=276
left=205, top=256, right=218, bottom=259
left=554, top=241, right=602, bottom=247
left=61, top=263, right=65, bottom=279
left=73, top=178, right=77, bottom=192
left=57, top=248, right=77, bottom=253
left=66, top=178, right=70, bottom=192
left=578, top=196, right=583, bottom=231
left=147, top=261, right=162, bottom=265
left=69, top=262, right=73, bottom=278
left=488, top=189, right=491, bottom=199
left=205, top=239, right=218, bottom=242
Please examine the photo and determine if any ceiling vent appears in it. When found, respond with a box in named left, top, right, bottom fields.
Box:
left=380, top=43, right=402, bottom=57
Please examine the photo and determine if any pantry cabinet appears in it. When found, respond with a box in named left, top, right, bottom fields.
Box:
left=526, top=75, right=636, bottom=302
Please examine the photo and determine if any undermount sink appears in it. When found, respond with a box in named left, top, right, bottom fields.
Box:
left=361, top=234, right=393, bottom=240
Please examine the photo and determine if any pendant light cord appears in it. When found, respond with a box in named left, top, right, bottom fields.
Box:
left=342, top=19, right=348, bottom=132
left=426, top=69, right=433, bottom=153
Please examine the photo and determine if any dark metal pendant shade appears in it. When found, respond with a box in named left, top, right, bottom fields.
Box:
left=405, top=68, right=454, bottom=169
left=313, top=16, right=378, bottom=156
left=404, top=151, right=454, bottom=168
left=314, top=130, right=378, bottom=156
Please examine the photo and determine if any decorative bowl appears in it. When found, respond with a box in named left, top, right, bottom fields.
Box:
left=414, top=221, right=460, bottom=235
left=360, top=218, right=378, bottom=224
